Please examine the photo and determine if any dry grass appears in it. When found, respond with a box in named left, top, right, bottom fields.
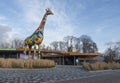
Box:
left=83, top=62, right=120, bottom=71
left=0, top=58, right=55, bottom=69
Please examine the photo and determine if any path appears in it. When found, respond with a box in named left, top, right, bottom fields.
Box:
left=0, top=65, right=119, bottom=83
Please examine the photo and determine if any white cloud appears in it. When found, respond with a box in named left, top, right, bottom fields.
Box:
left=0, top=25, right=21, bottom=44
left=106, top=39, right=120, bottom=45
left=0, top=15, right=7, bottom=26
left=0, top=15, right=6, bottom=20
left=94, top=25, right=107, bottom=34
left=0, top=25, right=12, bottom=43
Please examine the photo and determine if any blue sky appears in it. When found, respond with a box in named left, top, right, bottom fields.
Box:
left=0, top=0, right=120, bottom=52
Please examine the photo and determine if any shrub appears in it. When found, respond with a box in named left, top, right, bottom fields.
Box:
left=0, top=59, right=55, bottom=69
left=83, top=62, right=120, bottom=71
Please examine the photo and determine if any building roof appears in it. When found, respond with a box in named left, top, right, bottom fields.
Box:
left=0, top=48, right=100, bottom=57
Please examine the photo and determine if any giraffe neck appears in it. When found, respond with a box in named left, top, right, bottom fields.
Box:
left=35, top=13, right=48, bottom=33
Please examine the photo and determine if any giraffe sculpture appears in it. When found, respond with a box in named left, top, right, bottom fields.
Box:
left=24, top=8, right=53, bottom=59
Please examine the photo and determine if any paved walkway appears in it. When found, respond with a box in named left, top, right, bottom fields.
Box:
left=55, top=70, right=120, bottom=83
left=0, top=65, right=119, bottom=83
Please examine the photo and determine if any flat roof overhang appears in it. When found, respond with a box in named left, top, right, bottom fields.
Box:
left=0, top=48, right=101, bottom=57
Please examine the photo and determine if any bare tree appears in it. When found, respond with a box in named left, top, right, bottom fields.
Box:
left=49, top=35, right=98, bottom=53
left=63, top=36, right=77, bottom=52
left=0, top=38, right=23, bottom=48
left=11, top=38, right=23, bottom=48
left=104, top=41, right=120, bottom=62
left=58, top=41, right=67, bottom=51
left=50, top=41, right=59, bottom=50
left=79, top=35, right=98, bottom=53
left=0, top=42, right=10, bottom=48
left=104, top=47, right=118, bottom=62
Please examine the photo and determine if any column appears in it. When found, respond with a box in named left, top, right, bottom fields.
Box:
left=74, top=56, right=75, bottom=65
left=62, top=56, right=64, bottom=65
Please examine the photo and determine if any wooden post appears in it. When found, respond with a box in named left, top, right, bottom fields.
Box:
left=62, top=56, right=64, bottom=65
left=17, top=53, right=18, bottom=59
left=61, top=57, right=62, bottom=65
left=74, top=56, right=75, bottom=65
left=59, top=57, right=61, bottom=65
left=8, top=53, right=10, bottom=58
left=3, top=54, right=5, bottom=58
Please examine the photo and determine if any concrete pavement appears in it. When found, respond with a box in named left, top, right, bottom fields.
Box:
left=54, top=70, right=120, bottom=83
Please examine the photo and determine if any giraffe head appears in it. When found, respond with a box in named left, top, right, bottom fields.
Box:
left=46, top=8, right=54, bottom=15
